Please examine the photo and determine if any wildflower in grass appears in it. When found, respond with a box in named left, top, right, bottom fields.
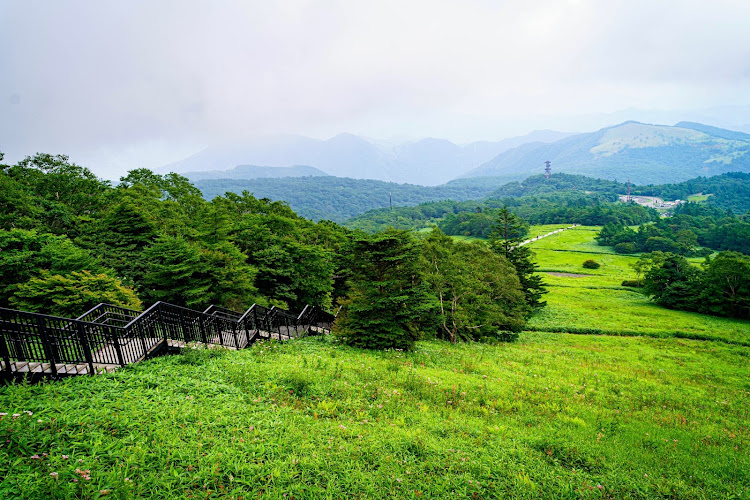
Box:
left=31, top=455, right=41, bottom=460
left=12, top=413, right=20, bottom=419
left=50, top=472, right=58, bottom=479
left=25, top=411, right=32, bottom=416
left=62, top=455, right=69, bottom=459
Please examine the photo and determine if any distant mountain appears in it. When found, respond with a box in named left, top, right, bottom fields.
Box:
left=460, top=121, right=750, bottom=184
left=184, top=164, right=329, bottom=181
left=163, top=130, right=571, bottom=186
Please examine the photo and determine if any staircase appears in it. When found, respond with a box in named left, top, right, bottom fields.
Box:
left=0, top=301, right=337, bottom=379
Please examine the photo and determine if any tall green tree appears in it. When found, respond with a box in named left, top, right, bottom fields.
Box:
left=643, top=253, right=701, bottom=310
left=489, top=207, right=547, bottom=309
left=333, top=229, right=433, bottom=350
left=10, top=270, right=141, bottom=317
left=422, top=229, right=528, bottom=342
left=699, top=252, right=750, bottom=319
left=0, top=229, right=104, bottom=303
left=140, top=236, right=210, bottom=308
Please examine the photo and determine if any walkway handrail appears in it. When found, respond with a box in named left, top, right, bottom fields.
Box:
left=0, top=300, right=338, bottom=378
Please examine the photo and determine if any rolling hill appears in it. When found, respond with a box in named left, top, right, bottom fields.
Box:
left=163, top=130, right=571, bottom=186
left=461, top=121, right=750, bottom=184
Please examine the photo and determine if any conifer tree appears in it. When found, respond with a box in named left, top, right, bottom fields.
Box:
left=333, top=229, right=433, bottom=350
left=489, top=207, right=547, bottom=309
left=10, top=270, right=141, bottom=317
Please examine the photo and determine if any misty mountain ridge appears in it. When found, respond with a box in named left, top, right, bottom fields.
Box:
left=184, top=164, right=329, bottom=181
left=161, top=130, right=572, bottom=186
left=461, top=121, right=750, bottom=185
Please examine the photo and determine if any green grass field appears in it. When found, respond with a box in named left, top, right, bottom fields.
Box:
left=1, top=223, right=748, bottom=498
left=526, top=225, right=750, bottom=345
left=1, top=335, right=748, bottom=499
left=686, top=193, right=711, bottom=203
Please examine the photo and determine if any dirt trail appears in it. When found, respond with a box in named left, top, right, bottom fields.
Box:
left=518, top=224, right=578, bottom=247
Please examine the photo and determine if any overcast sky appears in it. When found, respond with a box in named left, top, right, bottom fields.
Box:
left=2, top=0, right=750, bottom=179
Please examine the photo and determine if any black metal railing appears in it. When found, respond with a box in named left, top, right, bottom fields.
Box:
left=0, top=300, right=339, bottom=378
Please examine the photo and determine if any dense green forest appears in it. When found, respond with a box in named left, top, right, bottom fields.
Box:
left=345, top=172, right=750, bottom=235
left=0, top=153, right=537, bottom=346
left=193, top=176, right=511, bottom=222
left=0, top=153, right=350, bottom=316
left=632, top=172, right=750, bottom=213
left=640, top=251, right=750, bottom=319
left=596, top=202, right=750, bottom=255
left=346, top=191, right=658, bottom=235
left=193, top=171, right=750, bottom=226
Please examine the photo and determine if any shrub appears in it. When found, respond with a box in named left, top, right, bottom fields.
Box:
left=621, top=279, right=643, bottom=288
left=614, top=242, right=637, bottom=254
left=582, top=259, right=601, bottom=269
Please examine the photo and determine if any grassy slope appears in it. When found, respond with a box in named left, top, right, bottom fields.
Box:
left=2, top=224, right=748, bottom=499
left=525, top=226, right=750, bottom=345
left=1, top=336, right=748, bottom=499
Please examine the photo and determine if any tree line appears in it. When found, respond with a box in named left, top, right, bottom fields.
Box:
left=0, top=153, right=350, bottom=317
left=1, top=153, right=541, bottom=350
left=637, top=251, right=750, bottom=319
left=597, top=202, right=750, bottom=255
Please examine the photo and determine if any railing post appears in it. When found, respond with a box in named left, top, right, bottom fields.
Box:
left=198, top=315, right=209, bottom=345
left=253, top=307, right=261, bottom=338
left=109, top=326, right=125, bottom=367
left=37, top=317, right=58, bottom=377
left=231, top=320, right=239, bottom=348
left=77, top=322, right=95, bottom=375
left=0, top=322, right=12, bottom=376
left=140, top=306, right=153, bottom=358
left=216, top=317, right=225, bottom=346
left=243, top=316, right=251, bottom=347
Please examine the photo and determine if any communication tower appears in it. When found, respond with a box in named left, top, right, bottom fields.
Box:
left=544, top=161, right=552, bottom=179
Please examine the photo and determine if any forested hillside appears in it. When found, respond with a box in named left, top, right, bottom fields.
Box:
left=345, top=191, right=658, bottom=234
left=0, top=153, right=351, bottom=316
left=344, top=171, right=750, bottom=234
left=0, top=152, right=536, bottom=344
left=632, top=172, right=750, bottom=213
left=193, top=176, right=512, bottom=222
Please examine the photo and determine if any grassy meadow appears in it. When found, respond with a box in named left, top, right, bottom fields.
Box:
left=525, top=226, right=750, bottom=345
left=1, top=335, right=748, bottom=499
left=2, top=223, right=749, bottom=499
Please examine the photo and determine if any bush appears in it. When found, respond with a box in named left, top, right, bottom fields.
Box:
left=582, top=259, right=601, bottom=269
left=621, top=279, right=643, bottom=288
left=614, top=242, right=637, bottom=254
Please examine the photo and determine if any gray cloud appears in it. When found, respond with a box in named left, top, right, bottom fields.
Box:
left=2, top=0, right=749, bottom=179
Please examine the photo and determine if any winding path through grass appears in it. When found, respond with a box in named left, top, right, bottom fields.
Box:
left=518, top=224, right=579, bottom=247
